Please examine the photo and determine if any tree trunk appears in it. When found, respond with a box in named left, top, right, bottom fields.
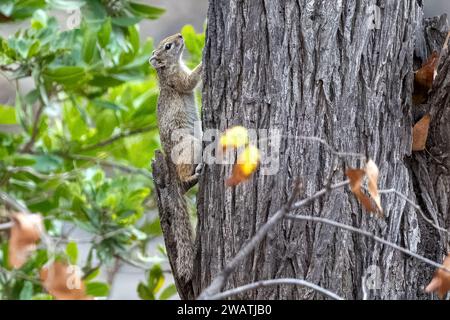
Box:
left=192, top=0, right=449, bottom=299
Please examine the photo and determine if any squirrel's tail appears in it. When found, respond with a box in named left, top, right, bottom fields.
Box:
left=174, top=201, right=194, bottom=282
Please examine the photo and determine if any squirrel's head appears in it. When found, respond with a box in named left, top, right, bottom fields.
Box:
left=149, top=33, right=184, bottom=70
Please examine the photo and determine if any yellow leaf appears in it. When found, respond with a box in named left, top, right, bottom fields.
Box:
left=220, top=126, right=249, bottom=150
left=226, top=145, right=260, bottom=186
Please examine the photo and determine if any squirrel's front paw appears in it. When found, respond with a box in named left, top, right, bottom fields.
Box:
left=194, top=163, right=204, bottom=176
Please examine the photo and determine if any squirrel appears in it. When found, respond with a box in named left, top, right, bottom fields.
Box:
left=150, top=33, right=203, bottom=282
left=150, top=33, right=203, bottom=188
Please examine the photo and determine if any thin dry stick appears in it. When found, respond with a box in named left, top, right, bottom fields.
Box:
left=61, top=154, right=153, bottom=180
left=285, top=214, right=450, bottom=274
left=78, top=125, right=157, bottom=152
left=0, top=190, right=31, bottom=214
left=379, top=189, right=449, bottom=235
left=258, top=135, right=366, bottom=160
left=198, top=180, right=350, bottom=299
left=0, top=221, right=13, bottom=231
left=296, top=136, right=367, bottom=160
left=0, top=190, right=54, bottom=253
left=207, top=278, right=344, bottom=300
left=6, top=166, right=78, bottom=180
left=21, top=104, right=45, bottom=153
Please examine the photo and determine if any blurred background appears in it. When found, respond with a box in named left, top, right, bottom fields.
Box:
left=0, top=0, right=448, bottom=300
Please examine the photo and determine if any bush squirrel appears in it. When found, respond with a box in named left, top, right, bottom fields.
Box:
left=150, top=33, right=202, bottom=282
left=150, top=33, right=203, bottom=188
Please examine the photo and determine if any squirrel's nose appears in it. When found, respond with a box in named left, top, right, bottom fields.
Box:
left=177, top=33, right=183, bottom=39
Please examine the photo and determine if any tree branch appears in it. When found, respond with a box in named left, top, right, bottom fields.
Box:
left=198, top=180, right=349, bottom=299
left=0, top=190, right=32, bottom=214
left=206, top=278, right=344, bottom=300
left=285, top=214, right=450, bottom=274
left=20, top=103, right=45, bottom=153
left=0, top=221, right=13, bottom=231
left=58, top=153, right=153, bottom=180
left=379, top=189, right=449, bottom=235
left=152, top=151, right=195, bottom=299
left=77, top=125, right=157, bottom=153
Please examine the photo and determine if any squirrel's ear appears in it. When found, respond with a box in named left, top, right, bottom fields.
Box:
left=149, top=56, right=165, bottom=69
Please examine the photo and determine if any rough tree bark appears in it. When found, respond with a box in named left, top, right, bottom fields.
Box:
left=152, top=0, right=450, bottom=299
left=191, top=0, right=449, bottom=300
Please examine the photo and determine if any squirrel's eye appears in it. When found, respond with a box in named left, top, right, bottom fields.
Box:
left=165, top=43, right=172, bottom=50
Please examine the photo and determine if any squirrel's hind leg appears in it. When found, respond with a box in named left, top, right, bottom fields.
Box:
left=177, top=163, right=202, bottom=192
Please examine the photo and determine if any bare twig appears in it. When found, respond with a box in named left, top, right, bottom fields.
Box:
left=0, top=190, right=54, bottom=256
left=207, top=278, right=344, bottom=300
left=0, top=221, right=13, bottom=231
left=285, top=214, right=450, bottom=274
left=258, top=135, right=366, bottom=160
left=78, top=125, right=157, bottom=152
left=0, top=190, right=31, bottom=214
left=20, top=103, right=45, bottom=153
left=61, top=154, right=153, bottom=180
left=379, top=189, right=449, bottom=235
left=6, top=166, right=78, bottom=180
left=198, top=180, right=349, bottom=299
left=51, top=227, right=131, bottom=245
left=296, top=136, right=367, bottom=160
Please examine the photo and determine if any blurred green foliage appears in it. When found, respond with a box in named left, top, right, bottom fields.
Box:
left=0, top=0, right=205, bottom=300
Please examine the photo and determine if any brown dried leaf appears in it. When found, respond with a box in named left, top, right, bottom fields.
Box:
left=8, top=213, right=43, bottom=269
left=40, top=261, right=91, bottom=300
left=366, top=160, right=383, bottom=215
left=425, top=255, right=450, bottom=299
left=346, top=168, right=377, bottom=213
left=412, top=114, right=431, bottom=152
left=415, top=51, right=439, bottom=90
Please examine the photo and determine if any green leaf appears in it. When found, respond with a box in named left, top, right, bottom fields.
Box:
left=148, top=264, right=164, bottom=292
left=137, top=283, right=154, bottom=300
left=141, top=219, right=162, bottom=237
left=159, top=284, right=177, bottom=300
left=93, top=99, right=127, bottom=111
left=0, top=104, right=16, bottom=124
left=47, top=0, right=85, bottom=10
left=43, top=66, right=86, bottom=85
left=33, top=154, right=63, bottom=172
left=82, top=266, right=100, bottom=282
left=32, top=293, right=54, bottom=300
left=66, top=241, right=78, bottom=264
left=0, top=2, right=14, bottom=17
left=27, top=40, right=41, bottom=58
left=128, top=2, right=165, bottom=20
left=86, top=282, right=110, bottom=297
left=82, top=0, right=106, bottom=27
left=31, top=9, right=48, bottom=29
left=127, top=25, right=140, bottom=54
left=112, top=16, right=141, bottom=27
left=98, top=18, right=112, bottom=48
left=19, top=281, right=34, bottom=300
left=89, top=75, right=124, bottom=88
left=82, top=30, right=97, bottom=63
